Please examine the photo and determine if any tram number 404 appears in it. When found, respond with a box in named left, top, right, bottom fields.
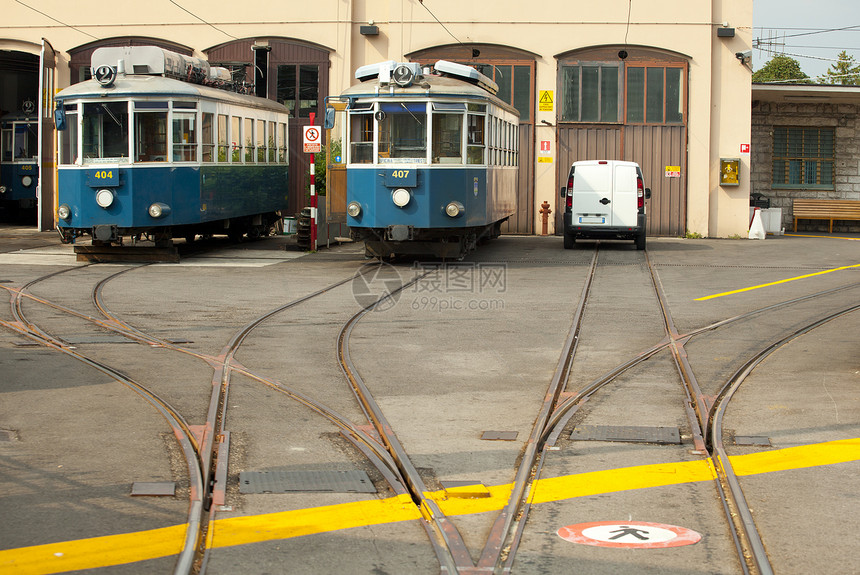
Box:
left=87, top=169, right=119, bottom=186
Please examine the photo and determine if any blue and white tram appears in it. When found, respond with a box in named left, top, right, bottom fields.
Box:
left=0, top=115, right=39, bottom=220
left=55, top=46, right=290, bottom=246
left=337, top=60, right=519, bottom=258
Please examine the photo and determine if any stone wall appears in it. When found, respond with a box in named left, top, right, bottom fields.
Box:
left=751, top=100, right=860, bottom=233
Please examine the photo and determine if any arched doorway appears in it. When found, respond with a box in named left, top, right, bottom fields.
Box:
left=207, top=38, right=330, bottom=219
left=409, top=44, right=536, bottom=234
left=555, top=45, right=689, bottom=236
left=69, top=37, right=193, bottom=85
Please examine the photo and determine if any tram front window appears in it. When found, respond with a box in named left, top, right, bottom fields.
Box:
left=83, top=102, right=129, bottom=161
left=378, top=103, right=426, bottom=162
left=14, top=123, right=38, bottom=160
left=1, top=127, right=11, bottom=162
left=134, top=102, right=168, bottom=162
left=349, top=112, right=373, bottom=164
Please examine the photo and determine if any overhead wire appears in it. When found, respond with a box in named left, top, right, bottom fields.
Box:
left=14, top=0, right=99, bottom=41
left=417, top=0, right=463, bottom=45
left=169, top=0, right=239, bottom=40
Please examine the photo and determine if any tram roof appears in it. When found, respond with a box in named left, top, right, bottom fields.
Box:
left=55, top=75, right=289, bottom=114
left=340, top=74, right=518, bottom=115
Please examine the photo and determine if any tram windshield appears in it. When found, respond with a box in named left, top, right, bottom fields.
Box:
left=348, top=100, right=492, bottom=166
left=83, top=102, right=129, bottom=161
left=378, top=103, right=426, bottom=163
left=13, top=123, right=38, bottom=160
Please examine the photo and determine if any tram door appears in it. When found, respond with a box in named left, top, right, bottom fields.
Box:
left=37, top=39, right=55, bottom=231
left=325, top=101, right=347, bottom=225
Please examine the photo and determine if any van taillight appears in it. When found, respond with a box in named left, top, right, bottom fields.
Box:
left=566, top=175, right=574, bottom=209
left=637, top=176, right=645, bottom=209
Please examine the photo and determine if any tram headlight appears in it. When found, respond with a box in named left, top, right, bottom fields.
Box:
left=148, top=202, right=171, bottom=218
left=21, top=176, right=33, bottom=188
left=445, top=201, right=464, bottom=218
left=57, top=204, right=71, bottom=221
left=391, top=188, right=411, bottom=208
left=0, top=185, right=6, bottom=194
left=95, top=188, right=115, bottom=208
left=347, top=201, right=362, bottom=218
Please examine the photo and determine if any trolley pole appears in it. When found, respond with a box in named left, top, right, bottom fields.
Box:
left=309, top=112, right=317, bottom=251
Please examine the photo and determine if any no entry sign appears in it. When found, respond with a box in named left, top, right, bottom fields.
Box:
left=557, top=521, right=701, bottom=549
left=303, top=126, right=321, bottom=153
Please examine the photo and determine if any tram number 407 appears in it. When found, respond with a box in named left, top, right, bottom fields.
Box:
left=385, top=169, right=417, bottom=187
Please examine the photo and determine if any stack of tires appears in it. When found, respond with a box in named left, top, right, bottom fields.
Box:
left=296, top=207, right=312, bottom=250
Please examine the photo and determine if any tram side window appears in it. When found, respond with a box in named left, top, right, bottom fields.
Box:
left=84, top=102, right=130, bottom=161
left=231, top=116, right=242, bottom=162
left=173, top=112, right=197, bottom=162
left=60, top=109, right=79, bottom=165
left=278, top=123, right=287, bottom=164
left=432, top=113, right=462, bottom=164
left=378, top=103, right=426, bottom=162
left=202, top=113, right=214, bottom=162
left=1, top=127, right=11, bottom=162
left=257, top=120, right=266, bottom=163
left=467, top=114, right=485, bottom=165
left=268, top=121, right=276, bottom=162
left=350, top=113, right=373, bottom=164
left=244, top=118, right=255, bottom=163
left=218, top=115, right=228, bottom=162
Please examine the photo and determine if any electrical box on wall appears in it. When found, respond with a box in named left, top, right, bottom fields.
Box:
left=720, top=158, right=740, bottom=186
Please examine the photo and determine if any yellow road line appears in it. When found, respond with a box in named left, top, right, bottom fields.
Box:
left=784, top=233, right=860, bottom=241
left=695, top=263, right=860, bottom=301
left=2, top=438, right=858, bottom=573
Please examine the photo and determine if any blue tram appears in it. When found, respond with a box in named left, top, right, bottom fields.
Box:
left=0, top=115, right=39, bottom=220
left=55, top=46, right=290, bottom=246
left=336, top=60, right=519, bottom=258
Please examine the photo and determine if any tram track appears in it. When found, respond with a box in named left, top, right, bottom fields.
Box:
left=3, top=261, right=429, bottom=574
left=468, top=243, right=860, bottom=574
left=1, top=239, right=858, bottom=574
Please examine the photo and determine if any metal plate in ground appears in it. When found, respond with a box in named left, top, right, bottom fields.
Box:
left=131, top=482, right=176, bottom=496
left=734, top=435, right=772, bottom=446
left=239, top=470, right=376, bottom=494
left=570, top=425, right=681, bottom=445
left=481, top=430, right=518, bottom=441
left=0, top=429, right=18, bottom=442
left=62, top=335, right=137, bottom=344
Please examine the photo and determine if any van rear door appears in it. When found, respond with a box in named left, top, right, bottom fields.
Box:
left=571, top=162, right=612, bottom=227
left=612, top=162, right=638, bottom=228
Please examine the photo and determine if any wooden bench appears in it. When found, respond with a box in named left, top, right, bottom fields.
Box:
left=793, top=199, right=860, bottom=233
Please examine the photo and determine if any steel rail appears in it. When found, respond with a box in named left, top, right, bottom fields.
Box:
left=708, top=302, right=860, bottom=575
left=478, top=248, right=600, bottom=573
left=338, top=269, right=478, bottom=574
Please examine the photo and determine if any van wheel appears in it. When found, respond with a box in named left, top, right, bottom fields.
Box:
left=563, top=233, right=575, bottom=249
left=635, top=231, right=646, bottom=251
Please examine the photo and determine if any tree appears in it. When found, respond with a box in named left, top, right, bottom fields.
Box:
left=752, top=54, right=812, bottom=84
left=818, top=51, right=860, bottom=85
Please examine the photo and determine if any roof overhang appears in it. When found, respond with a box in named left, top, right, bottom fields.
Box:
left=753, top=83, right=860, bottom=104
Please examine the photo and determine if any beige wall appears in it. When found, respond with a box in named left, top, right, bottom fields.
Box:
left=1, top=0, right=752, bottom=237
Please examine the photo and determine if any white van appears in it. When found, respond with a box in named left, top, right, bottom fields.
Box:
left=559, top=160, right=651, bottom=250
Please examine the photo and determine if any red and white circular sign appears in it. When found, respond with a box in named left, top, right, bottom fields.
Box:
left=557, top=521, right=701, bottom=549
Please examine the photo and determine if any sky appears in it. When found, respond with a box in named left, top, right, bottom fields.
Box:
left=753, top=0, right=860, bottom=79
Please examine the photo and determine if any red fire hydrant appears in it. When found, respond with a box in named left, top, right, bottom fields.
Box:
left=539, top=200, right=552, bottom=236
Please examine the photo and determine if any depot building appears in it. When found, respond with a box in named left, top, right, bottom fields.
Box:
left=1, top=0, right=751, bottom=238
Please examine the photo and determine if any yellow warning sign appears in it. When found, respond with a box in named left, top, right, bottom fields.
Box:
left=539, top=90, right=553, bottom=112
